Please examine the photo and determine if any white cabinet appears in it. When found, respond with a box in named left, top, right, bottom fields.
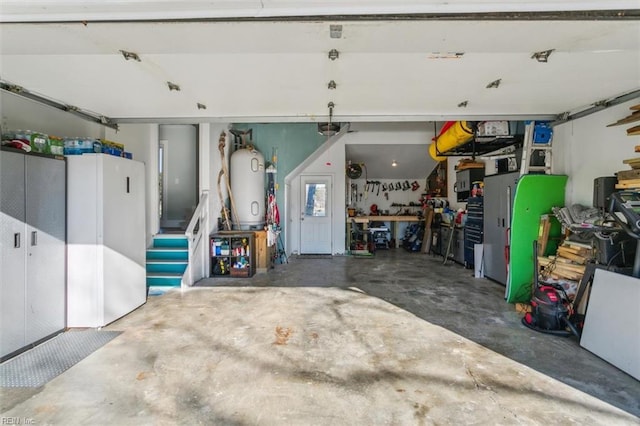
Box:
left=1, top=149, right=66, bottom=360
left=66, top=154, right=146, bottom=327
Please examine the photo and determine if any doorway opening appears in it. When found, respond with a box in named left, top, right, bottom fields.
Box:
left=158, top=125, right=199, bottom=233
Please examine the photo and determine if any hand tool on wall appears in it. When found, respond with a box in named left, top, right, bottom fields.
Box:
left=402, top=180, right=410, bottom=191
left=395, top=182, right=402, bottom=190
left=411, top=181, right=420, bottom=191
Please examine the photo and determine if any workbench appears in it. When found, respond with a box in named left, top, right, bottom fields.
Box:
left=348, top=215, right=424, bottom=249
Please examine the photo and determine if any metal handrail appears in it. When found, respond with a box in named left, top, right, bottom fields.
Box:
left=183, top=190, right=209, bottom=287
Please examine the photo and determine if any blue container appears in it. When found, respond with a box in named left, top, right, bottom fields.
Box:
left=533, top=123, right=553, bottom=144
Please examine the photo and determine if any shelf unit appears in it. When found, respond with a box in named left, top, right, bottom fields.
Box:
left=210, top=231, right=256, bottom=277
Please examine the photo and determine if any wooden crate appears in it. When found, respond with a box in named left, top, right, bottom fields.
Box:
left=230, top=267, right=250, bottom=278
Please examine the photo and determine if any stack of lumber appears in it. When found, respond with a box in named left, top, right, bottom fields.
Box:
left=607, top=103, right=640, bottom=136
left=538, top=241, right=594, bottom=282
left=616, top=158, right=640, bottom=190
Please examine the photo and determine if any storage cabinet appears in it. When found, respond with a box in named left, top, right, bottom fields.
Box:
left=464, top=196, right=484, bottom=268
left=66, top=154, right=146, bottom=328
left=1, top=148, right=66, bottom=360
left=483, top=172, right=519, bottom=285
left=211, top=231, right=256, bottom=277
left=438, top=224, right=464, bottom=264
left=455, top=168, right=484, bottom=201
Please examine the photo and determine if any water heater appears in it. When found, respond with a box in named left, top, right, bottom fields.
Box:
left=230, top=147, right=265, bottom=229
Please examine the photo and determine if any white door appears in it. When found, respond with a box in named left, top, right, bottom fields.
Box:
left=300, top=175, right=332, bottom=254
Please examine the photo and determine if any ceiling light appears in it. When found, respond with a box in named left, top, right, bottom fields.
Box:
left=486, top=79, right=501, bottom=89
left=392, top=160, right=398, bottom=167
left=120, top=50, right=141, bottom=62
left=330, top=25, right=342, bottom=39
left=328, top=80, right=337, bottom=90
left=328, top=49, right=339, bottom=61
left=167, top=81, right=181, bottom=91
left=531, top=49, right=554, bottom=63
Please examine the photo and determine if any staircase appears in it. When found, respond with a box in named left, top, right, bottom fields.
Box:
left=146, top=234, right=189, bottom=293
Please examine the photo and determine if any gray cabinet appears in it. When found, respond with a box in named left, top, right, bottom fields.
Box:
left=439, top=224, right=465, bottom=265
left=1, top=149, right=66, bottom=360
left=483, top=172, right=519, bottom=285
left=456, top=168, right=484, bottom=201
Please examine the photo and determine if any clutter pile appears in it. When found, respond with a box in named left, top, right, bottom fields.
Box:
left=537, top=241, right=595, bottom=299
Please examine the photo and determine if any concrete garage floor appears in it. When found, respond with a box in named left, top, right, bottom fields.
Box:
left=2, top=250, right=639, bottom=424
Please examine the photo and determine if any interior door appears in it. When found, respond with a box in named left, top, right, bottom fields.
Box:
left=300, top=175, right=332, bottom=254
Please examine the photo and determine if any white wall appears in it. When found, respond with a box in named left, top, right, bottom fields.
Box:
left=287, top=123, right=435, bottom=255
left=554, top=99, right=639, bottom=206
left=287, top=136, right=346, bottom=255
left=348, top=178, right=426, bottom=213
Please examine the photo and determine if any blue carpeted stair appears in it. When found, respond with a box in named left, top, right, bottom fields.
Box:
left=146, top=234, right=188, bottom=293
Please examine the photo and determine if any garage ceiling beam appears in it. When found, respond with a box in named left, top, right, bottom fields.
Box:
left=2, top=5, right=639, bottom=24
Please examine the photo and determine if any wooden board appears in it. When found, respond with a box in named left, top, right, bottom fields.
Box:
left=622, top=157, right=640, bottom=169
left=537, top=215, right=551, bottom=256
left=616, top=182, right=640, bottom=189
left=616, top=169, right=640, bottom=180
left=630, top=104, right=640, bottom=111
left=628, top=126, right=640, bottom=136
left=607, top=110, right=640, bottom=127
left=616, top=178, right=640, bottom=185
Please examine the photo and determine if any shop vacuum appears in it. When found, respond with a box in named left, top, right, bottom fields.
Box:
left=521, top=241, right=581, bottom=338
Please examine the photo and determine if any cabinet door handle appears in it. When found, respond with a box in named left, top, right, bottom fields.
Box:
left=14, top=232, right=20, bottom=248
left=126, top=176, right=130, bottom=193
left=31, top=231, right=38, bottom=246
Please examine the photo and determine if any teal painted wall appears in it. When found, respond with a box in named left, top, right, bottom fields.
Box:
left=231, top=123, right=327, bottom=247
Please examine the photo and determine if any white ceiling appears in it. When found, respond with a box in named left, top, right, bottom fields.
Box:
left=0, top=2, right=639, bottom=179
left=1, top=2, right=639, bottom=124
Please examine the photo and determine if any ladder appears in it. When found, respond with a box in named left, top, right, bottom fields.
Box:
left=520, top=121, right=554, bottom=175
